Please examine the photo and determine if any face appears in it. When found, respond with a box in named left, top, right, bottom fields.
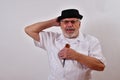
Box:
left=60, top=18, right=81, bottom=38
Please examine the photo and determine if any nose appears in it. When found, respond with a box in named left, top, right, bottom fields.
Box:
left=67, top=22, right=73, bottom=26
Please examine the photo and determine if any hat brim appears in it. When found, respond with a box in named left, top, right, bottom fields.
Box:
left=57, top=15, right=83, bottom=22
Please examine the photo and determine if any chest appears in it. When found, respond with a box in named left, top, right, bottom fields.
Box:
left=54, top=40, right=90, bottom=56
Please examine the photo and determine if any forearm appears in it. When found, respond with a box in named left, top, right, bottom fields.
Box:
left=25, top=19, right=57, bottom=34
left=75, top=52, right=105, bottom=71
left=24, top=18, right=59, bottom=41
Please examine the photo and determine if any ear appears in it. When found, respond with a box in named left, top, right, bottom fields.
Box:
left=59, top=22, right=62, bottom=26
left=78, top=22, right=80, bottom=26
left=79, top=21, right=81, bottom=26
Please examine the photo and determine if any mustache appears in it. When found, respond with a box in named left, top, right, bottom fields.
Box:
left=66, top=27, right=75, bottom=31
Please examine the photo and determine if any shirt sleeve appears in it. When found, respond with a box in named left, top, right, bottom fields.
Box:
left=34, top=31, right=46, bottom=50
left=34, top=31, right=58, bottom=50
left=88, top=36, right=106, bottom=65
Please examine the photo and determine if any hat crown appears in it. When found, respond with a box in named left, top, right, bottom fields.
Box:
left=61, top=9, right=80, bottom=17
left=57, top=9, right=83, bottom=22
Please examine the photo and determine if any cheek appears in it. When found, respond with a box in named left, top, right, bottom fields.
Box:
left=74, top=24, right=80, bottom=30
left=60, top=25, right=66, bottom=30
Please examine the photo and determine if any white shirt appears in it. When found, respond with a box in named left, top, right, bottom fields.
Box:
left=34, top=31, right=105, bottom=80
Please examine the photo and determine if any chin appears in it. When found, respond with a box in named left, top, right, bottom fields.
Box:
left=64, top=33, right=78, bottom=39
left=63, top=30, right=79, bottom=38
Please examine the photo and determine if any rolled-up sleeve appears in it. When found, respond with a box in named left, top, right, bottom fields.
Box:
left=33, top=31, right=49, bottom=50
left=88, top=37, right=106, bottom=65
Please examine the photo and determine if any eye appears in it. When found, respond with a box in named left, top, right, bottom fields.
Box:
left=64, top=21, right=69, bottom=24
left=71, top=20, right=76, bottom=24
left=61, top=19, right=79, bottom=24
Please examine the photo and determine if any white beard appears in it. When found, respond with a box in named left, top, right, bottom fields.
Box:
left=63, top=30, right=79, bottom=38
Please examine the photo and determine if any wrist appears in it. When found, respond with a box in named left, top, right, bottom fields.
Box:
left=74, top=52, right=80, bottom=61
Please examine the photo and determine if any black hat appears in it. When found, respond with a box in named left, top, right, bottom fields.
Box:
left=57, top=9, right=83, bottom=22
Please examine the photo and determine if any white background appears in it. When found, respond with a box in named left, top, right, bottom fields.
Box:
left=0, top=0, right=120, bottom=80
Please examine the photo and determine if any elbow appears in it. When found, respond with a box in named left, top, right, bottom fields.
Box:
left=24, top=26, right=29, bottom=34
left=98, top=63, right=105, bottom=71
left=24, top=26, right=40, bottom=41
left=94, top=63, right=105, bottom=71
left=24, top=26, right=33, bottom=36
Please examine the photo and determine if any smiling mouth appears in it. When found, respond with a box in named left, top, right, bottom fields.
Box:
left=66, top=28, right=75, bottom=32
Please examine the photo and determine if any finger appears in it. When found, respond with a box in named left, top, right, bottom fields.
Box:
left=58, top=51, right=64, bottom=58
left=58, top=53, right=67, bottom=60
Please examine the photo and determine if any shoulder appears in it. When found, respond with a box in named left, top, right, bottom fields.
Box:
left=82, top=33, right=100, bottom=43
